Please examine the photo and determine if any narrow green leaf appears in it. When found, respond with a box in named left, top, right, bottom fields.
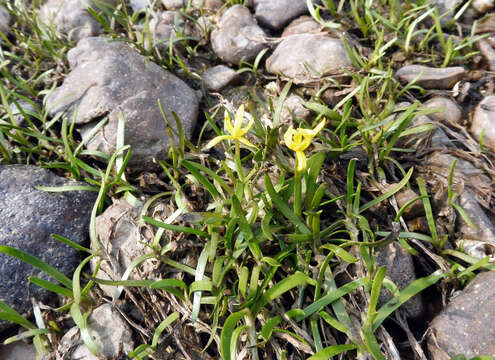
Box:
left=308, top=344, right=357, bottom=359
left=151, top=312, right=180, bottom=348
left=264, top=174, right=311, bottom=234
left=360, top=166, right=414, bottom=213
left=0, top=245, right=72, bottom=289
left=143, top=216, right=208, bottom=237
left=220, top=309, right=249, bottom=360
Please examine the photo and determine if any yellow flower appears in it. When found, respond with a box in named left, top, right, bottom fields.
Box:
left=205, top=105, right=255, bottom=149
left=284, top=119, right=326, bottom=172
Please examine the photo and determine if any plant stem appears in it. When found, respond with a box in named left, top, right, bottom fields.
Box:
left=245, top=310, right=259, bottom=360
left=294, top=169, right=302, bottom=219
left=234, top=140, right=245, bottom=183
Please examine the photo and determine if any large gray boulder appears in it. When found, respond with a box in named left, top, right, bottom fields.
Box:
left=0, top=165, right=95, bottom=329
left=46, top=37, right=198, bottom=171
left=266, top=34, right=351, bottom=84
left=211, top=5, right=267, bottom=64
left=428, top=271, right=495, bottom=359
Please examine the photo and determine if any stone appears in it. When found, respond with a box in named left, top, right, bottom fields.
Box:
left=476, top=15, right=495, bottom=34
left=90, top=198, right=155, bottom=297
left=0, top=165, right=95, bottom=329
left=161, top=0, right=184, bottom=9
left=0, top=5, right=10, bottom=33
left=428, top=271, right=495, bottom=359
left=253, top=0, right=308, bottom=31
left=0, top=342, right=37, bottom=360
left=429, top=0, right=462, bottom=24
left=59, top=304, right=134, bottom=359
left=203, top=65, right=240, bottom=91
left=280, top=94, right=311, bottom=125
left=204, top=0, right=224, bottom=11
left=7, top=100, right=37, bottom=126
left=39, top=0, right=111, bottom=42
left=395, top=65, right=466, bottom=89
left=281, top=15, right=321, bottom=37
left=457, top=191, right=495, bottom=245
left=211, top=5, right=267, bottom=64
left=479, top=40, right=495, bottom=72
left=266, top=34, right=352, bottom=84
left=423, top=97, right=462, bottom=124
left=471, top=95, right=495, bottom=153
left=395, top=187, right=424, bottom=220
left=46, top=37, right=198, bottom=171
left=425, top=152, right=492, bottom=206
left=375, top=242, right=424, bottom=318
left=129, top=0, right=152, bottom=11
left=146, top=11, right=192, bottom=49
left=472, top=0, right=494, bottom=12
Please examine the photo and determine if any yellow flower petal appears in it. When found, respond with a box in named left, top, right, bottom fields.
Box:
left=295, top=151, right=307, bottom=172
left=233, top=104, right=245, bottom=136
left=224, top=110, right=234, bottom=135
left=310, top=118, right=326, bottom=135
left=239, top=137, right=256, bottom=148
left=239, top=114, right=255, bottom=136
left=284, top=126, right=296, bottom=150
left=204, top=134, right=233, bottom=149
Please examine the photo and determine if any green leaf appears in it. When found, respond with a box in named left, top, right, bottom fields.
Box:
left=0, top=245, right=72, bottom=289
left=264, top=174, right=311, bottom=235
left=70, top=303, right=98, bottom=355
left=253, top=272, right=310, bottom=315
left=308, top=344, right=357, bottom=359
left=220, top=309, right=249, bottom=360
left=373, top=270, right=446, bottom=330
left=151, top=312, right=180, bottom=348
left=360, top=166, right=414, bottom=213
left=143, top=216, right=208, bottom=237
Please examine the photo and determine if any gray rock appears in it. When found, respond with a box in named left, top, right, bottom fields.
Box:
left=0, top=165, right=95, bottom=329
left=203, top=65, right=240, bottom=91
left=429, top=0, right=462, bottom=24
left=478, top=40, right=495, bottom=72
left=253, top=0, right=308, bottom=31
left=46, top=37, right=198, bottom=171
left=59, top=304, right=134, bottom=359
left=457, top=191, right=495, bottom=244
left=211, top=5, right=267, bottom=64
left=90, top=198, right=155, bottom=297
left=471, top=95, right=495, bottom=153
left=0, top=5, right=10, bottom=33
left=146, top=11, right=190, bottom=49
left=129, top=0, right=152, bottom=11
left=375, top=242, right=424, bottom=318
left=281, top=15, right=321, bottom=37
left=39, top=0, right=111, bottom=42
left=472, top=0, right=494, bottom=12
left=395, top=65, right=465, bottom=89
left=0, top=342, right=37, bottom=360
left=395, top=187, right=424, bottom=220
left=266, top=34, right=351, bottom=84
left=280, top=94, right=311, bottom=125
left=428, top=271, right=495, bottom=359
left=7, top=100, right=37, bottom=126
left=423, top=97, right=462, bottom=124
left=161, top=0, right=184, bottom=9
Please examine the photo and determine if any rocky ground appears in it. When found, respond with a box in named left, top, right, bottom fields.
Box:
left=1, top=0, right=495, bottom=359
